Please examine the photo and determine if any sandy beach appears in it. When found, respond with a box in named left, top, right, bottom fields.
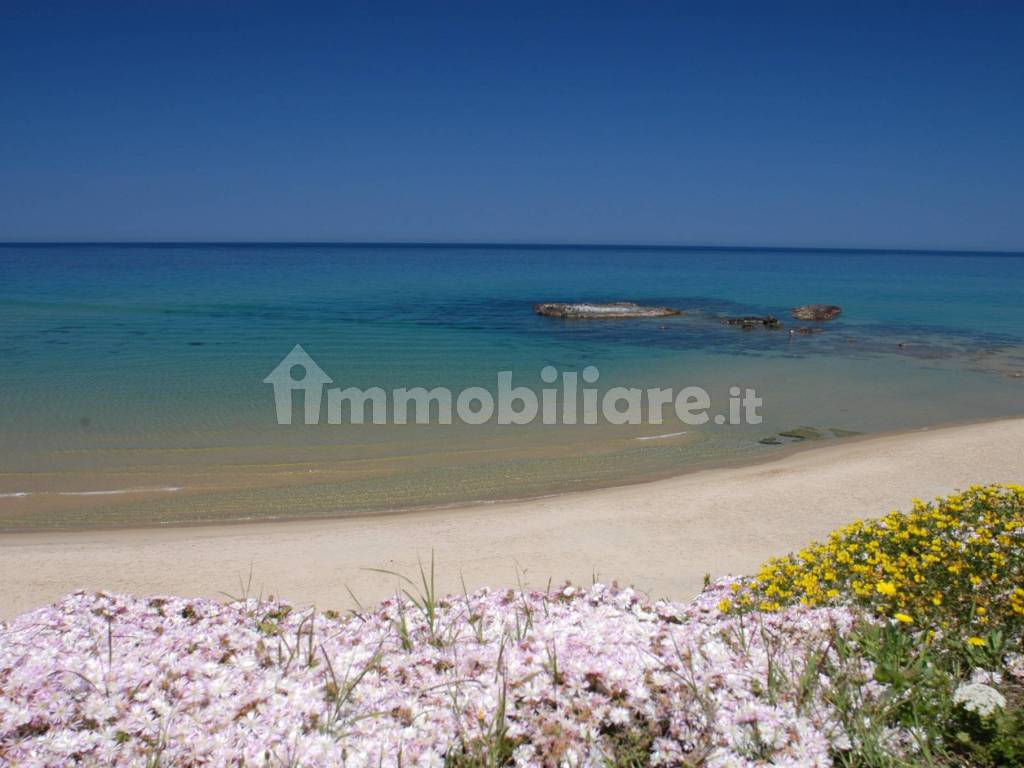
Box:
left=2, top=417, right=1022, bottom=620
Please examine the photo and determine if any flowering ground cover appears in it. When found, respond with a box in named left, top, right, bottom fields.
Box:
left=726, top=484, right=1024, bottom=633
left=2, top=485, right=1023, bottom=767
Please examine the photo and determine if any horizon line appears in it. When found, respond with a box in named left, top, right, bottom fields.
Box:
left=1, top=240, right=1022, bottom=256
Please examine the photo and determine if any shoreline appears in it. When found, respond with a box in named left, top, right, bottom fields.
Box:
left=0, top=413, right=1018, bottom=536
left=2, top=416, right=1023, bottom=619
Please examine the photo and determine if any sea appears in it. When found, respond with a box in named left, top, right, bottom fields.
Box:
left=1, top=243, right=1023, bottom=529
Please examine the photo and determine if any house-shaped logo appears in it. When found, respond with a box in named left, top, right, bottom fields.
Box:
left=263, top=344, right=333, bottom=424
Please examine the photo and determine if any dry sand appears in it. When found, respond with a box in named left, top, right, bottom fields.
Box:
left=2, top=418, right=1023, bottom=620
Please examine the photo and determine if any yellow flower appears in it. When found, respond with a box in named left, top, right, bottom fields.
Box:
left=893, top=613, right=913, bottom=624
left=967, top=637, right=986, bottom=647
left=722, top=485, right=1024, bottom=627
left=875, top=581, right=897, bottom=596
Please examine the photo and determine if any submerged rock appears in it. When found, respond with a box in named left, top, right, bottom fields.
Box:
left=778, top=426, right=825, bottom=440
left=760, top=426, right=861, bottom=446
left=722, top=315, right=782, bottom=330
left=533, top=302, right=682, bottom=319
left=791, top=304, right=842, bottom=321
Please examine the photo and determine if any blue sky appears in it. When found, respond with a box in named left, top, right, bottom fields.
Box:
left=1, top=1, right=1022, bottom=249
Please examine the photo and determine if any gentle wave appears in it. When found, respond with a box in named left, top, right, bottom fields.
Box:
left=634, top=431, right=688, bottom=441
left=0, top=487, right=182, bottom=499
left=57, top=487, right=183, bottom=496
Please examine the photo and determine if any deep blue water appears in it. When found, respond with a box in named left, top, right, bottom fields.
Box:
left=1, top=244, right=1023, bottom=526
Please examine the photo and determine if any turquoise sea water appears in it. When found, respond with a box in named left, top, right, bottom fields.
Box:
left=1, top=244, right=1023, bottom=528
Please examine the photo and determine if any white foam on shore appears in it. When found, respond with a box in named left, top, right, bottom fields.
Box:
left=0, top=487, right=184, bottom=499
left=634, top=431, right=688, bottom=441
left=56, top=487, right=183, bottom=497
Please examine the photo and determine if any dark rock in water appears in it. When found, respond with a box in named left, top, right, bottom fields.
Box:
left=790, top=327, right=823, bottom=335
left=720, top=315, right=782, bottom=331
left=761, top=425, right=859, bottom=445
left=791, top=304, right=842, bottom=321
left=722, top=315, right=782, bottom=330
left=778, top=426, right=825, bottom=441
left=533, top=302, right=682, bottom=319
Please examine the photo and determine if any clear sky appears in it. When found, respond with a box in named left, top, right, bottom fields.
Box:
left=1, top=1, right=1022, bottom=249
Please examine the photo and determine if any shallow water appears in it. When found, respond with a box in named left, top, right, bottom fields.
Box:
left=1, top=244, right=1022, bottom=528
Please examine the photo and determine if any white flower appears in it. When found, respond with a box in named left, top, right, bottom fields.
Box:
left=1004, top=652, right=1024, bottom=681
left=953, top=682, right=1006, bottom=717
left=969, top=667, right=1003, bottom=686
left=608, top=706, right=631, bottom=725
